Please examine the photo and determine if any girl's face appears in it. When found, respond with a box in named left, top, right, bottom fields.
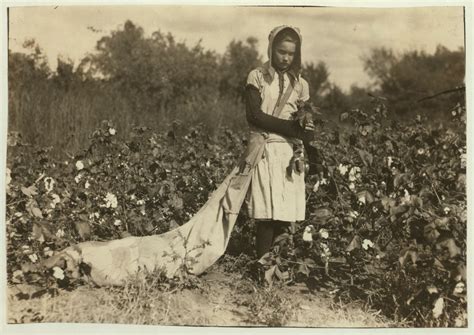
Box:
left=273, top=40, right=296, bottom=71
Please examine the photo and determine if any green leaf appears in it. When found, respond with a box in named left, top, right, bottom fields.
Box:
left=312, top=208, right=332, bottom=223
left=399, top=247, right=418, bottom=267
left=258, top=252, right=272, bottom=266
left=265, top=265, right=276, bottom=286
left=436, top=237, right=461, bottom=258
left=298, top=263, right=309, bottom=276
left=357, top=148, right=373, bottom=166
left=423, top=222, right=440, bottom=243
left=339, top=112, right=349, bottom=122
left=26, top=199, right=43, bottom=218
left=75, top=221, right=91, bottom=240
left=21, top=185, right=38, bottom=197
left=274, top=265, right=283, bottom=280
left=346, top=235, right=361, bottom=252
left=304, top=258, right=316, bottom=268
left=32, top=223, right=45, bottom=243
left=393, top=173, right=410, bottom=188
left=273, top=233, right=290, bottom=245
left=381, top=196, right=396, bottom=211
left=169, top=219, right=179, bottom=229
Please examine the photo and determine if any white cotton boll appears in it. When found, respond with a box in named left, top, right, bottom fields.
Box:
left=349, top=182, right=355, bottom=191
left=454, top=282, right=465, bottom=295
left=349, top=210, right=359, bottom=218
left=387, top=156, right=393, bottom=168
left=401, top=189, right=411, bottom=204
left=104, top=193, right=118, bottom=208
left=313, top=181, right=320, bottom=192
left=44, top=177, right=55, bottom=193
left=28, top=253, right=38, bottom=263
left=320, top=242, right=330, bottom=256
left=362, top=239, right=374, bottom=250
left=52, top=266, right=65, bottom=280
left=319, top=228, right=329, bottom=239
left=348, top=166, right=361, bottom=182
left=338, top=164, right=348, bottom=176
left=76, top=160, right=84, bottom=171
left=43, top=247, right=54, bottom=257
left=303, top=226, right=313, bottom=242
left=109, top=128, right=116, bottom=135
left=114, top=219, right=122, bottom=226
left=427, top=286, right=438, bottom=294
left=432, top=297, right=444, bottom=319
left=50, top=193, right=61, bottom=209
left=85, top=180, right=91, bottom=189
left=75, top=174, right=82, bottom=184
left=56, top=229, right=65, bottom=238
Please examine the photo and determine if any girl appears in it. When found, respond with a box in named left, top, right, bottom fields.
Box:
left=244, top=25, right=315, bottom=258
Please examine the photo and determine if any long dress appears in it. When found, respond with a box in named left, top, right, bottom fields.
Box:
left=245, top=67, right=309, bottom=222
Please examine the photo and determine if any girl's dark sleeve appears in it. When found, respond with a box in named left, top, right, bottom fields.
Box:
left=245, top=84, right=314, bottom=142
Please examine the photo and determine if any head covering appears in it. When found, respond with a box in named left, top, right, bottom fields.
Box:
left=266, top=25, right=303, bottom=80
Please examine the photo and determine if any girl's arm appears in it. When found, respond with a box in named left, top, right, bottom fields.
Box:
left=245, top=84, right=314, bottom=142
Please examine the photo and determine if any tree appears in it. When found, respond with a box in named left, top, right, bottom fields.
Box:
left=362, top=45, right=465, bottom=115
left=219, top=37, right=262, bottom=101
left=320, top=83, right=351, bottom=117
left=87, top=20, right=221, bottom=117
left=301, top=61, right=330, bottom=105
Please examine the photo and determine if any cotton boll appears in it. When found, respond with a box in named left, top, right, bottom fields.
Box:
left=319, top=228, right=329, bottom=239
left=362, top=239, right=374, bottom=250
left=303, top=225, right=314, bottom=242
left=76, top=160, right=84, bottom=171
left=52, top=266, right=65, bottom=280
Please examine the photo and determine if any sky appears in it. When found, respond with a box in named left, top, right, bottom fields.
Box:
left=8, top=4, right=465, bottom=91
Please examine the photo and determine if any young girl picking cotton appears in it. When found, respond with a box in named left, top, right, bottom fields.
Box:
left=244, top=25, right=316, bottom=258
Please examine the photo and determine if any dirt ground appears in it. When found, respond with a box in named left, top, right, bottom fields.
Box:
left=6, top=264, right=391, bottom=327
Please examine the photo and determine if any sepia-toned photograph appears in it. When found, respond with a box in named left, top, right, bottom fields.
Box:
left=2, top=0, right=470, bottom=331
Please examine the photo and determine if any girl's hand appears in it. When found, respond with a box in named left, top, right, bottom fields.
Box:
left=304, top=118, right=315, bottom=131
left=299, top=113, right=315, bottom=132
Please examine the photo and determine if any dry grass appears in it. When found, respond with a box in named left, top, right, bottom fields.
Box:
left=7, top=266, right=394, bottom=327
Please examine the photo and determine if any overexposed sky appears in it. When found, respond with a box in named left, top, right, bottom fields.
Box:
left=8, top=5, right=465, bottom=91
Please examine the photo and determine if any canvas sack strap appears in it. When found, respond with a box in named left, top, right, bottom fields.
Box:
left=272, top=76, right=295, bottom=118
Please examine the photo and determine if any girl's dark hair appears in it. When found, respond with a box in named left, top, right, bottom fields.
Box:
left=273, top=28, right=300, bottom=47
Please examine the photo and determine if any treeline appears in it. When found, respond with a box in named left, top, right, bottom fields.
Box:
left=8, top=20, right=465, bottom=154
